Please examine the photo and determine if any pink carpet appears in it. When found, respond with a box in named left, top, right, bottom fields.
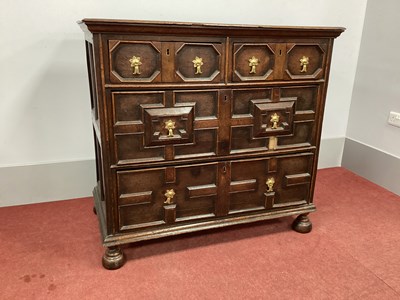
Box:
left=1, top=167, right=400, bottom=299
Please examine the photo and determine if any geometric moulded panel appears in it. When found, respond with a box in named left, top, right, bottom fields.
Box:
left=252, top=98, right=296, bottom=137
left=109, top=40, right=161, bottom=83
left=143, top=106, right=194, bottom=146
left=286, top=44, right=325, bottom=80
left=233, top=43, right=275, bottom=81
left=175, top=43, right=222, bottom=82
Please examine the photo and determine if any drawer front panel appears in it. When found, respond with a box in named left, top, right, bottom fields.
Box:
left=174, top=42, right=224, bottom=83
left=109, top=40, right=162, bottom=83
left=111, top=86, right=319, bottom=165
left=107, top=37, right=327, bottom=84
left=117, top=162, right=219, bottom=231
left=112, top=90, right=219, bottom=165
left=232, top=43, right=276, bottom=81
left=107, top=37, right=225, bottom=84
left=116, top=153, right=314, bottom=231
left=230, top=86, right=319, bottom=154
left=229, top=153, right=313, bottom=214
left=230, top=39, right=328, bottom=82
left=284, top=43, right=326, bottom=80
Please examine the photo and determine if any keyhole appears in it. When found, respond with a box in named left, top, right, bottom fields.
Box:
left=279, top=49, right=282, bottom=56
left=222, top=165, right=227, bottom=174
left=224, top=95, right=228, bottom=102
left=166, top=48, right=170, bottom=56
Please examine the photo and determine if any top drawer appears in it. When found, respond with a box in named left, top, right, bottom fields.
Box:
left=105, top=36, right=328, bottom=85
left=107, top=37, right=225, bottom=84
left=231, top=40, right=328, bottom=82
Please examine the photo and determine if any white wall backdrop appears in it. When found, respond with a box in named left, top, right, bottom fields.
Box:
left=0, top=0, right=367, bottom=166
left=346, top=0, right=400, bottom=157
left=342, top=0, right=400, bottom=195
left=0, top=0, right=367, bottom=205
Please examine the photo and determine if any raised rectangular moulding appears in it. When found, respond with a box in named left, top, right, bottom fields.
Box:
left=143, top=106, right=194, bottom=146
left=251, top=97, right=296, bottom=137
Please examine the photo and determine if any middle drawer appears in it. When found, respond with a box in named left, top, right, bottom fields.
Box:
left=110, top=86, right=319, bottom=166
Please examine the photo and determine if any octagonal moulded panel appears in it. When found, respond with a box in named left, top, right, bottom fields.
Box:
left=175, top=43, right=223, bottom=82
left=233, top=44, right=275, bottom=82
left=109, top=40, right=162, bottom=83
left=285, top=44, right=325, bottom=80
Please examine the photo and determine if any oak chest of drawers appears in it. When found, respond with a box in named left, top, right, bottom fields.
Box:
left=79, top=19, right=344, bottom=269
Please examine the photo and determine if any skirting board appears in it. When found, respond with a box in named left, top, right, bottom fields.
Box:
left=342, top=138, right=400, bottom=196
left=0, top=138, right=344, bottom=207
left=0, top=159, right=96, bottom=207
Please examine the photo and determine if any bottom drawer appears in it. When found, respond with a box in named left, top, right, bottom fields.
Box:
left=116, top=152, right=314, bottom=231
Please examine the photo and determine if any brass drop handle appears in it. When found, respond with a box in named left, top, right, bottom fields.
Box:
left=269, top=113, right=280, bottom=130
left=192, top=56, right=203, bottom=75
left=164, top=120, right=176, bottom=137
left=266, top=177, right=275, bottom=193
left=164, top=189, right=176, bottom=204
left=300, top=56, right=309, bottom=73
left=129, top=55, right=142, bottom=75
left=248, top=56, right=259, bottom=74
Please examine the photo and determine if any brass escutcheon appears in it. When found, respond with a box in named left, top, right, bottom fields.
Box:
left=129, top=56, right=142, bottom=75
left=164, top=189, right=176, bottom=204
left=268, top=136, right=278, bottom=151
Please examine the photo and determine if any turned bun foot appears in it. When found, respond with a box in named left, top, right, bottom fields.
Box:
left=292, top=214, right=312, bottom=234
left=102, top=246, right=125, bottom=270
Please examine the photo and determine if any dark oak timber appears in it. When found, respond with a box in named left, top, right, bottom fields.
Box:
left=102, top=246, right=125, bottom=270
left=79, top=19, right=344, bottom=269
left=292, top=213, right=313, bottom=233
